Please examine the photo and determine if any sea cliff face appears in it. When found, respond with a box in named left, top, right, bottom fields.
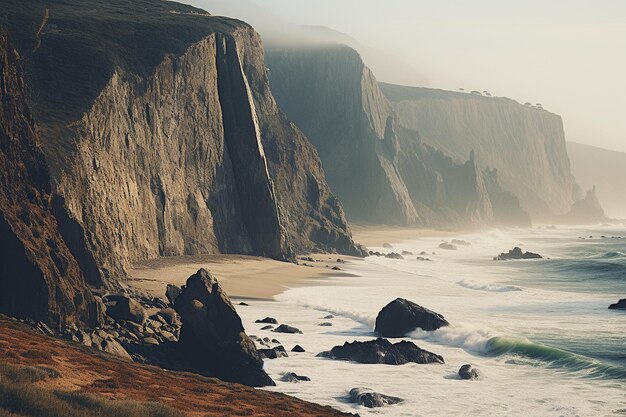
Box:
left=380, top=84, right=578, bottom=218
left=1, top=0, right=362, bottom=294
left=266, top=45, right=529, bottom=227
left=0, top=31, right=101, bottom=328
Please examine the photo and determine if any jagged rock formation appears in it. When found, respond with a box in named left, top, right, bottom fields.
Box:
left=174, top=269, right=273, bottom=387
left=567, top=142, right=626, bottom=219
left=560, top=186, right=608, bottom=224
left=380, top=83, right=578, bottom=218
left=266, top=45, right=529, bottom=227
left=1, top=0, right=362, bottom=290
left=0, top=31, right=101, bottom=328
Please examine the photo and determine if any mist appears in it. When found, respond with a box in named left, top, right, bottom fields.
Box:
left=184, top=0, right=626, bottom=155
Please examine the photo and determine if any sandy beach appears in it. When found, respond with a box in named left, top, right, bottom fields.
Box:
left=350, top=224, right=454, bottom=248
left=128, top=253, right=362, bottom=301
left=127, top=225, right=454, bottom=301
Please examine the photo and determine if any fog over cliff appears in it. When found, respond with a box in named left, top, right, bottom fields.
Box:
left=185, top=0, right=626, bottom=155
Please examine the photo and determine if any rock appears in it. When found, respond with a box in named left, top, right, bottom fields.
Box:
left=160, top=331, right=177, bottom=342
left=100, top=339, right=131, bottom=360
left=291, top=345, right=305, bottom=352
left=105, top=296, right=147, bottom=325
left=416, top=256, right=431, bottom=261
left=142, top=337, right=160, bottom=346
left=439, top=242, right=457, bottom=250
left=318, top=322, right=333, bottom=327
left=337, top=258, right=345, bottom=263
left=255, top=317, right=278, bottom=324
left=273, top=324, right=303, bottom=334
left=323, top=315, right=334, bottom=319
left=238, top=302, right=249, bottom=306
left=157, top=308, right=179, bottom=325
left=420, top=251, right=428, bottom=255
left=494, top=247, right=542, bottom=260
left=349, top=388, right=403, bottom=408
left=271, top=339, right=281, bottom=344
left=384, top=252, right=404, bottom=260
left=451, top=239, right=471, bottom=246
left=608, top=299, right=626, bottom=310
left=260, top=325, right=274, bottom=330
left=258, top=345, right=288, bottom=359
left=151, top=297, right=169, bottom=309
left=401, top=250, right=413, bottom=256
left=174, top=269, right=274, bottom=387
left=165, top=284, right=182, bottom=306
left=458, top=364, right=479, bottom=380
left=375, top=298, right=449, bottom=337
left=317, top=338, right=444, bottom=365
left=281, top=372, right=311, bottom=382
left=331, top=266, right=342, bottom=270
left=382, top=243, right=393, bottom=249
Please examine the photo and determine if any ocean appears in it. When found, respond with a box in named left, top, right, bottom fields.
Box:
left=237, top=225, right=626, bottom=416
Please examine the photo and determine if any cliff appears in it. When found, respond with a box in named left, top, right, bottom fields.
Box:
left=0, top=31, right=101, bottom=328
left=0, top=0, right=362, bottom=294
left=567, top=142, right=626, bottom=219
left=266, top=45, right=529, bottom=227
left=380, top=83, right=578, bottom=218
left=560, top=186, right=608, bottom=224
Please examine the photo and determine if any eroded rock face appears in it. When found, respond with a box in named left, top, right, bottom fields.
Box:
left=0, top=31, right=101, bottom=329
left=174, top=268, right=273, bottom=387
left=2, top=0, right=363, bottom=290
left=317, top=338, right=444, bottom=365
left=494, top=247, right=542, bottom=261
left=375, top=298, right=449, bottom=337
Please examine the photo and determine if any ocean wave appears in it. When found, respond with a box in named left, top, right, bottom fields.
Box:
left=597, top=251, right=626, bottom=259
left=457, top=279, right=522, bottom=292
left=410, top=326, right=626, bottom=380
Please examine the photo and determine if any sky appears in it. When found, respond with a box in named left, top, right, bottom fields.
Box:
left=187, top=0, right=626, bottom=153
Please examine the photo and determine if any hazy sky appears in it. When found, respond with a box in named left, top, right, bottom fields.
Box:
left=190, top=0, right=626, bottom=153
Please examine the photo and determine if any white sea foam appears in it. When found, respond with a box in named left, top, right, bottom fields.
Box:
left=456, top=279, right=522, bottom=292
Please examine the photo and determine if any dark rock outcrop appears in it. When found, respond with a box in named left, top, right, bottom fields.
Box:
left=258, top=345, right=288, bottom=360
left=165, top=285, right=182, bottom=307
left=375, top=298, right=449, bottom=337
left=104, top=295, right=147, bottom=325
left=0, top=31, right=102, bottom=329
left=291, top=344, right=306, bottom=352
left=273, top=324, right=303, bottom=334
left=173, top=268, right=273, bottom=387
left=349, top=388, right=403, bottom=408
left=458, top=364, right=479, bottom=380
left=494, top=247, right=542, bottom=261
left=608, top=299, right=626, bottom=310
left=281, top=372, right=311, bottom=382
left=317, top=338, right=444, bottom=365
left=256, top=317, right=278, bottom=324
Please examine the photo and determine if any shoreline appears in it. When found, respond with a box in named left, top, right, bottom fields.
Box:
left=127, top=225, right=456, bottom=301
left=128, top=253, right=363, bottom=301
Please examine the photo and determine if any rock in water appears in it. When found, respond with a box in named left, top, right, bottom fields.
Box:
left=281, top=372, right=311, bottom=382
left=174, top=269, right=273, bottom=387
left=291, top=345, right=306, bottom=352
left=255, top=317, right=278, bottom=324
left=494, top=247, right=542, bottom=260
left=458, top=364, right=479, bottom=380
left=258, top=345, right=288, bottom=360
left=375, top=298, right=449, bottom=337
left=317, top=338, right=444, bottom=365
left=382, top=243, right=394, bottom=249
left=439, top=242, right=458, bottom=250
left=349, top=388, right=403, bottom=408
left=273, top=324, right=303, bottom=334
left=608, top=299, right=626, bottom=310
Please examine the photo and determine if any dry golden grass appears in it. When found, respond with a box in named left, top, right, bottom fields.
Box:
left=0, top=316, right=354, bottom=417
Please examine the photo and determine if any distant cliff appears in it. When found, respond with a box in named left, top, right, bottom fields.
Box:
left=266, top=45, right=529, bottom=228
left=380, top=84, right=578, bottom=218
left=567, top=142, right=626, bottom=219
left=0, top=0, right=363, bottom=306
